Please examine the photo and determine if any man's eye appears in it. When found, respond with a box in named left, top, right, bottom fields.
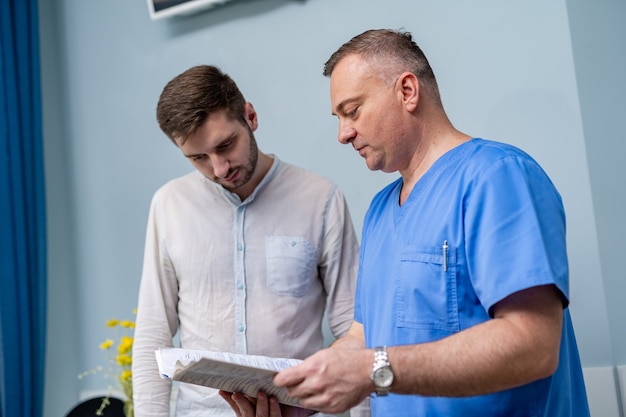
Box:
left=347, top=108, right=358, bottom=118
left=192, top=155, right=207, bottom=161
left=218, top=141, right=233, bottom=151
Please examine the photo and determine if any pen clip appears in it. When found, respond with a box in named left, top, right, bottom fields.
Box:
left=442, top=240, right=448, bottom=272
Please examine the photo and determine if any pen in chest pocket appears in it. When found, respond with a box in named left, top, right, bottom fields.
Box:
left=442, top=240, right=448, bottom=272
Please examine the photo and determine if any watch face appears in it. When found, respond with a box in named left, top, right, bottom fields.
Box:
left=374, top=366, right=394, bottom=387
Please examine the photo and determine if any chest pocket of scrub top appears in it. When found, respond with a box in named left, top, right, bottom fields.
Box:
left=266, top=236, right=317, bottom=297
left=396, top=245, right=459, bottom=333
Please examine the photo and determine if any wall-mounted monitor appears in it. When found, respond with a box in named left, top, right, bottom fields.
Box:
left=147, top=0, right=235, bottom=20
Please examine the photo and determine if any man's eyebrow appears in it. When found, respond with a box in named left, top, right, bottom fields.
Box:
left=182, top=152, right=202, bottom=158
left=182, top=131, right=238, bottom=158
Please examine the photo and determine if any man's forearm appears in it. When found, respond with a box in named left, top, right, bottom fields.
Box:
left=330, top=322, right=366, bottom=350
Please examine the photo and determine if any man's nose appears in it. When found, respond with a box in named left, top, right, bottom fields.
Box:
left=211, top=155, right=230, bottom=178
left=338, top=123, right=357, bottom=145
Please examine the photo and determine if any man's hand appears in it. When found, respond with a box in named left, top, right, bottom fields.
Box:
left=218, top=391, right=315, bottom=417
left=272, top=347, right=373, bottom=414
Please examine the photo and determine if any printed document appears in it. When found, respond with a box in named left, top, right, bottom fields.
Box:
left=155, top=347, right=304, bottom=408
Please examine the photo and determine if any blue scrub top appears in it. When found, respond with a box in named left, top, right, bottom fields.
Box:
left=355, top=139, right=590, bottom=417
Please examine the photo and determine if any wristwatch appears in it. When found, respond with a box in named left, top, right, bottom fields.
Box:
left=370, top=346, right=394, bottom=396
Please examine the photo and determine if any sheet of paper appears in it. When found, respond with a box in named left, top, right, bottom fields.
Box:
left=155, top=348, right=304, bottom=408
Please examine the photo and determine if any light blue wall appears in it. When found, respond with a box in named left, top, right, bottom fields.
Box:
left=566, top=0, right=626, bottom=366
left=39, top=0, right=625, bottom=415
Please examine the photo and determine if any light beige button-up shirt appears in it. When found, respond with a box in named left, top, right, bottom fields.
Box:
left=133, top=157, right=360, bottom=417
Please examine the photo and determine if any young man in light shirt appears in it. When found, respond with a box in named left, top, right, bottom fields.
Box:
left=132, top=65, right=367, bottom=417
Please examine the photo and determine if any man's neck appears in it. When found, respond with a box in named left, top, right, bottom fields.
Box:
left=399, top=130, right=471, bottom=206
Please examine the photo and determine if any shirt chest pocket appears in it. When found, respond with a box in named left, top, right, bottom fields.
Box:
left=266, top=236, right=317, bottom=297
left=396, top=246, right=459, bottom=333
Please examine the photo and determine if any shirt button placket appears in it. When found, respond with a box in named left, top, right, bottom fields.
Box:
left=234, top=204, right=247, bottom=354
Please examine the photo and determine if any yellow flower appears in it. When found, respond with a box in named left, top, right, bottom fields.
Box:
left=81, top=309, right=136, bottom=417
left=120, top=320, right=135, bottom=329
left=116, top=353, right=132, bottom=367
left=118, top=336, right=133, bottom=354
left=100, top=339, right=114, bottom=350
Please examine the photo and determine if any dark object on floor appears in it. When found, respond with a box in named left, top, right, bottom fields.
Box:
left=65, top=396, right=126, bottom=417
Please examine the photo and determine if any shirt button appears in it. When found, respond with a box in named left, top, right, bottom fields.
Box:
left=238, top=325, right=244, bottom=332
left=237, top=243, right=243, bottom=251
left=237, top=283, right=244, bottom=290
left=290, top=240, right=297, bottom=247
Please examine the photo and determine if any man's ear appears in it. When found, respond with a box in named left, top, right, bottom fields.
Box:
left=397, top=72, right=419, bottom=112
left=244, top=102, right=259, bottom=131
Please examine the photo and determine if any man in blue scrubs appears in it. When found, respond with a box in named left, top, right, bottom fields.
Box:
left=268, top=29, right=591, bottom=417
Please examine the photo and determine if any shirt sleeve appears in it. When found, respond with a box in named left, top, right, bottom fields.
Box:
left=318, top=185, right=360, bottom=339
left=132, top=193, right=180, bottom=417
left=464, top=155, right=569, bottom=314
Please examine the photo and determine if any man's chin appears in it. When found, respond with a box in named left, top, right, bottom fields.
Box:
left=218, top=178, right=248, bottom=192
left=219, top=181, right=237, bottom=191
left=364, top=159, right=382, bottom=172
left=206, top=177, right=235, bottom=190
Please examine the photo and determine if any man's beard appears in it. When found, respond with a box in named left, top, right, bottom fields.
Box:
left=220, top=128, right=259, bottom=192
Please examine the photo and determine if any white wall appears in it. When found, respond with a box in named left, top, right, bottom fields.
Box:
left=39, top=0, right=625, bottom=416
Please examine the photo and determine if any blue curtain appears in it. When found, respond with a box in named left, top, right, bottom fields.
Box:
left=0, top=0, right=47, bottom=416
